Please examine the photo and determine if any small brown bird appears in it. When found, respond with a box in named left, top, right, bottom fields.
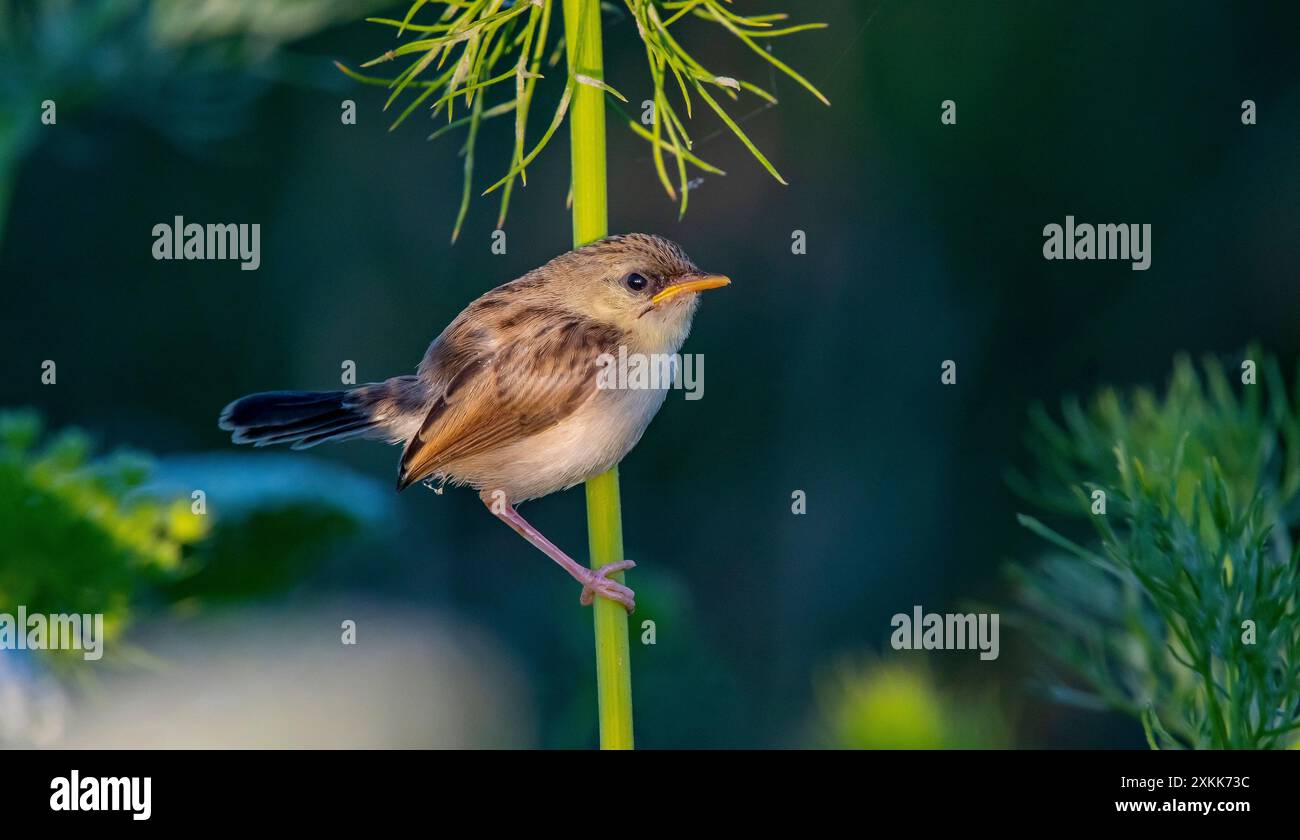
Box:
left=219, top=233, right=729, bottom=612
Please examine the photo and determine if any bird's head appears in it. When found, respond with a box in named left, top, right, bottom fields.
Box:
left=544, top=233, right=730, bottom=352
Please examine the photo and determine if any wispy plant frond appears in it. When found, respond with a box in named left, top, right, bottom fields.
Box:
left=1011, top=352, right=1300, bottom=749
left=340, top=0, right=828, bottom=238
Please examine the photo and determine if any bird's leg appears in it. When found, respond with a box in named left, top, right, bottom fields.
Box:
left=480, top=491, right=636, bottom=612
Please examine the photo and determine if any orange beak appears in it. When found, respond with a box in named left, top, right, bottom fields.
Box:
left=650, top=274, right=732, bottom=307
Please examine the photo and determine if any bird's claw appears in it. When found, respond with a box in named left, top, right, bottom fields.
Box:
left=579, top=560, right=636, bottom=613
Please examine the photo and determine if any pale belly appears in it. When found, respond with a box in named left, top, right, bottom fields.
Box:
left=441, top=385, right=670, bottom=503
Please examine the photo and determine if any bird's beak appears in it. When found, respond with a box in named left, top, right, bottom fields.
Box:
left=650, top=273, right=731, bottom=307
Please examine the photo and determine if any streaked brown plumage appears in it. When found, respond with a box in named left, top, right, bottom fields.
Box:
left=219, top=233, right=730, bottom=611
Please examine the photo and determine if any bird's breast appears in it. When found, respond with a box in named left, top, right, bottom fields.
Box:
left=443, top=384, right=669, bottom=503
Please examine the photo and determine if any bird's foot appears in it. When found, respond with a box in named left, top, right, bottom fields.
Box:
left=579, top=560, right=636, bottom=613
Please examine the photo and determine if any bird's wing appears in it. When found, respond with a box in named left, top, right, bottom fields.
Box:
left=397, top=316, right=624, bottom=490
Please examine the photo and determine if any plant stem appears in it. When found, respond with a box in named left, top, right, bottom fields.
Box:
left=563, top=0, right=634, bottom=750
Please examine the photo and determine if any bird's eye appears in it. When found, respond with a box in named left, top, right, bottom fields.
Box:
left=624, top=272, right=648, bottom=292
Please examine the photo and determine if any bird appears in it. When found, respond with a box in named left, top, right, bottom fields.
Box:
left=218, top=233, right=730, bottom=613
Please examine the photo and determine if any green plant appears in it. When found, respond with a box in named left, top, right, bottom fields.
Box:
left=341, top=1, right=827, bottom=749
left=561, top=0, right=635, bottom=750
left=0, top=410, right=392, bottom=669
left=338, top=0, right=828, bottom=241
left=0, top=410, right=208, bottom=657
left=1011, top=353, right=1300, bottom=748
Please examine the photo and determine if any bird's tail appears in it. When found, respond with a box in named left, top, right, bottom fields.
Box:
left=219, top=378, right=417, bottom=450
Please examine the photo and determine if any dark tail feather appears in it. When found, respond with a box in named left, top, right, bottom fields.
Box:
left=219, top=390, right=379, bottom=450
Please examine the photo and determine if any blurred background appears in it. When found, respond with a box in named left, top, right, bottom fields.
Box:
left=1, top=0, right=1298, bottom=748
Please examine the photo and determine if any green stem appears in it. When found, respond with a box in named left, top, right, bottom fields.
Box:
left=563, top=0, right=634, bottom=750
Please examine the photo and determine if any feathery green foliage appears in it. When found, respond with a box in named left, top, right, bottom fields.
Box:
left=0, top=410, right=387, bottom=672
left=0, top=410, right=208, bottom=660
left=340, top=0, right=828, bottom=241
left=1011, top=352, right=1300, bottom=748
